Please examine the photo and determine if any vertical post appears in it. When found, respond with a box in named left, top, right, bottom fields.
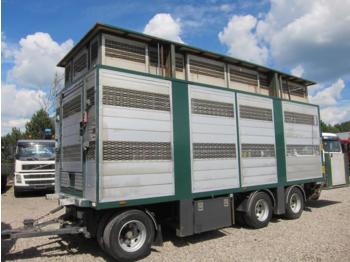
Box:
left=271, top=73, right=280, bottom=98
left=273, top=99, right=287, bottom=185
left=172, top=81, right=192, bottom=199
left=170, top=44, right=176, bottom=78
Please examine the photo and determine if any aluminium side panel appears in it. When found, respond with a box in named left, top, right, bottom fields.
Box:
left=84, top=71, right=97, bottom=201
left=237, top=93, right=278, bottom=187
left=188, top=85, right=239, bottom=193
left=98, top=69, right=175, bottom=202
left=282, top=101, right=322, bottom=181
left=60, top=81, right=84, bottom=193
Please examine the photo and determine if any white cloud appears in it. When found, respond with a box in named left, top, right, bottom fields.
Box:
left=218, top=0, right=350, bottom=81
left=309, top=79, right=345, bottom=106
left=1, top=84, right=45, bottom=133
left=320, top=105, right=350, bottom=125
left=291, top=64, right=304, bottom=77
left=309, top=78, right=350, bottom=124
left=144, top=13, right=183, bottom=43
left=7, top=32, right=73, bottom=88
left=257, top=0, right=350, bottom=81
left=218, top=15, right=268, bottom=65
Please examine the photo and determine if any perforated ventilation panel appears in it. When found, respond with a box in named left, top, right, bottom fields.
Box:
left=103, top=141, right=172, bottom=161
left=86, top=141, right=96, bottom=160
left=190, top=59, right=225, bottom=79
left=286, top=145, right=320, bottom=156
left=105, top=39, right=145, bottom=63
left=102, top=86, right=170, bottom=111
left=241, top=144, right=275, bottom=158
left=284, top=111, right=315, bottom=125
left=259, top=72, right=270, bottom=89
left=191, top=99, right=234, bottom=118
left=240, top=105, right=272, bottom=121
left=62, top=144, right=81, bottom=162
left=63, top=96, right=81, bottom=119
left=193, top=143, right=236, bottom=159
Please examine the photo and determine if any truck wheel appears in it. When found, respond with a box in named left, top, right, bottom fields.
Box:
left=244, top=192, right=272, bottom=229
left=284, top=187, right=304, bottom=219
left=103, top=209, right=155, bottom=261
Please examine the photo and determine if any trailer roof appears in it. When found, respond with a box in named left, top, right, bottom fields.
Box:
left=57, top=23, right=316, bottom=86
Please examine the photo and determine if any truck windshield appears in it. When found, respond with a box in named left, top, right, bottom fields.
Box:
left=16, top=142, right=55, bottom=160
left=323, top=140, right=342, bottom=153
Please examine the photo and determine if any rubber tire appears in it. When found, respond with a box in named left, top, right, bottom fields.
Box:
left=96, top=213, right=114, bottom=251
left=284, top=187, right=304, bottom=219
left=244, top=192, right=272, bottom=229
left=103, top=209, right=154, bottom=261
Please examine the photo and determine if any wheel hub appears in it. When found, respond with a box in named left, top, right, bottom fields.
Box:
left=255, top=199, right=269, bottom=222
left=118, top=220, right=147, bottom=253
left=290, top=193, right=301, bottom=213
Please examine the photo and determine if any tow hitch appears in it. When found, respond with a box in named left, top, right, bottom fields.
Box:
left=1, top=206, right=90, bottom=240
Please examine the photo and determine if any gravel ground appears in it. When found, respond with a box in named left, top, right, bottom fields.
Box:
left=2, top=184, right=350, bottom=262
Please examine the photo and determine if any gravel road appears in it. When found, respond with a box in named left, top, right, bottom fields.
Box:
left=2, top=185, right=350, bottom=262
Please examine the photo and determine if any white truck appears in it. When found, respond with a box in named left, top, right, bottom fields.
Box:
left=14, top=140, right=55, bottom=196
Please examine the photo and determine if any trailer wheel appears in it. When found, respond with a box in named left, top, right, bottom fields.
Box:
left=244, top=192, right=272, bottom=229
left=284, top=187, right=304, bottom=219
left=103, top=209, right=154, bottom=261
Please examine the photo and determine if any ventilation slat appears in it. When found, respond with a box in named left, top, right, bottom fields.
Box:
left=62, top=144, right=81, bottom=162
left=241, top=144, right=275, bottom=158
left=192, top=98, right=234, bottom=118
left=63, top=96, right=81, bottom=118
left=102, top=86, right=170, bottom=111
left=103, top=141, right=172, bottom=161
left=193, top=143, right=236, bottom=159
left=284, top=111, right=315, bottom=125
left=240, top=105, right=272, bottom=121
left=230, top=68, right=257, bottom=86
left=74, top=53, right=87, bottom=75
left=175, top=55, right=184, bottom=72
left=190, top=59, right=225, bottom=79
left=105, top=39, right=145, bottom=63
left=286, top=145, right=320, bottom=156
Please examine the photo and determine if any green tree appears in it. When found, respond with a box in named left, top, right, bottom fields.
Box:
left=335, top=121, right=350, bottom=132
left=24, top=109, right=55, bottom=139
left=1, top=127, right=23, bottom=161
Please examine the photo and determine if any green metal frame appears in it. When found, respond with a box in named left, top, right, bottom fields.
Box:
left=75, top=64, right=324, bottom=210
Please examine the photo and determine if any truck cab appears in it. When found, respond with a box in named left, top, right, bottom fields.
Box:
left=14, top=140, right=55, bottom=196
left=322, top=133, right=349, bottom=187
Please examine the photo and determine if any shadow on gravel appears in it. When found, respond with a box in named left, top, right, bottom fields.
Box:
left=1, top=222, right=17, bottom=261
left=2, top=235, right=113, bottom=261
left=14, top=190, right=54, bottom=198
left=161, top=226, right=226, bottom=248
left=305, top=199, right=341, bottom=209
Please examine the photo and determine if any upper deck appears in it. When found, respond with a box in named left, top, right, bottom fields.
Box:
left=57, top=23, right=315, bottom=103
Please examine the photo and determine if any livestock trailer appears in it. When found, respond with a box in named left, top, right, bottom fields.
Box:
left=2, top=23, right=324, bottom=261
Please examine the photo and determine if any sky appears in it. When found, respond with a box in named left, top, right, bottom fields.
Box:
left=1, top=0, right=350, bottom=134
